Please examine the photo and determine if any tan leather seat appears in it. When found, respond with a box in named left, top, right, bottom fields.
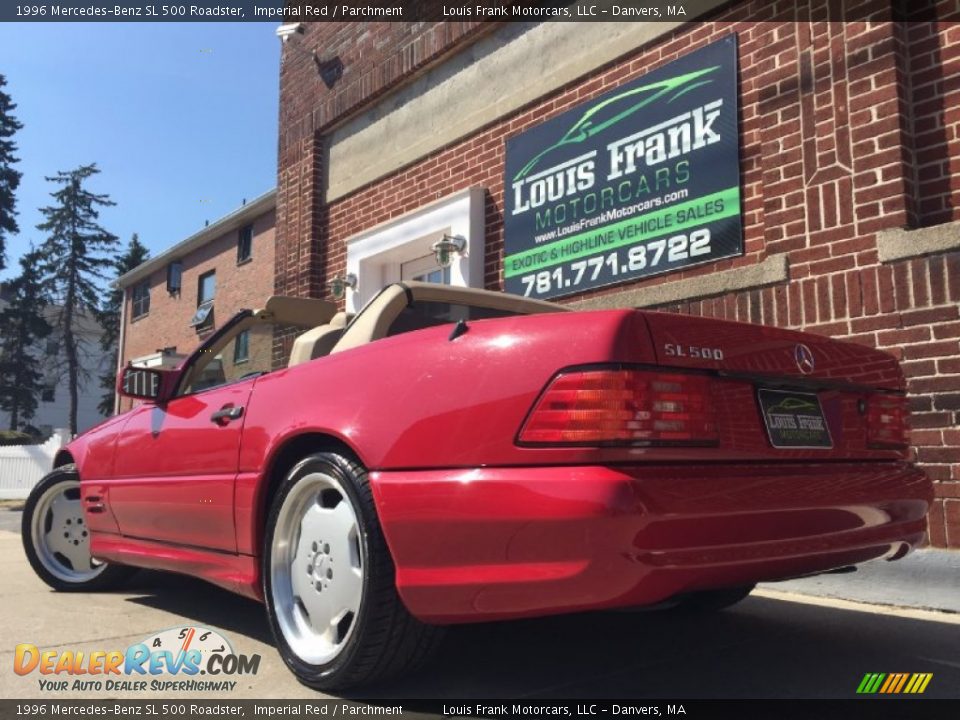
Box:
left=288, top=312, right=353, bottom=367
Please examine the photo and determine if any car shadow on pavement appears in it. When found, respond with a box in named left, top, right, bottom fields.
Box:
left=358, top=604, right=960, bottom=700
left=121, top=570, right=960, bottom=700
left=122, top=569, right=274, bottom=644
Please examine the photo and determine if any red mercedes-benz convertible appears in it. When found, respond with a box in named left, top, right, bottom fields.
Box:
left=22, top=282, right=932, bottom=690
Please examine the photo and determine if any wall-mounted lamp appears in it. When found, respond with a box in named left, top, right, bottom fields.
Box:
left=275, top=23, right=304, bottom=43
left=329, top=273, right=357, bottom=300
left=277, top=23, right=314, bottom=67
left=431, top=234, right=466, bottom=269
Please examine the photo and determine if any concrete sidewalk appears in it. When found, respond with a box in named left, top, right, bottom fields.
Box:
left=760, top=548, right=960, bottom=614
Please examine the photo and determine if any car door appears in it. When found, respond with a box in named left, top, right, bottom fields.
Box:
left=105, top=300, right=335, bottom=553
left=107, top=377, right=255, bottom=552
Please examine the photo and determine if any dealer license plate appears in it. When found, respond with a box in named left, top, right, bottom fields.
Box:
left=757, top=389, right=833, bottom=449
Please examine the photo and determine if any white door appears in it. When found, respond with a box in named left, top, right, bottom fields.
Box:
left=400, top=254, right=451, bottom=285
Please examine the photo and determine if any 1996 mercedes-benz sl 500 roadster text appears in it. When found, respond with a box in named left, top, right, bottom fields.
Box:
left=22, top=282, right=932, bottom=690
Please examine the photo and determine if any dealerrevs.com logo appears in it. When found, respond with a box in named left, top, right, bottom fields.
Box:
left=14, top=626, right=260, bottom=692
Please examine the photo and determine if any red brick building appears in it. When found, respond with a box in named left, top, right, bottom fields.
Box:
left=117, top=191, right=276, bottom=410
left=274, top=9, right=960, bottom=547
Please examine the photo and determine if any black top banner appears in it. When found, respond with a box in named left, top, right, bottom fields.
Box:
left=2, top=699, right=957, bottom=719
left=0, top=0, right=941, bottom=22
left=503, top=35, right=741, bottom=300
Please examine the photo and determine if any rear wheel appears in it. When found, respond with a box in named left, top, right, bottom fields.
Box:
left=22, top=465, right=135, bottom=592
left=673, top=584, right=755, bottom=612
left=263, top=452, right=442, bottom=690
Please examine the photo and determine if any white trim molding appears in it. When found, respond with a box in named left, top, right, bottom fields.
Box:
left=344, top=187, right=486, bottom=313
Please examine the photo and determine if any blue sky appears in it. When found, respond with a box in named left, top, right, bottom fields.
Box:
left=0, top=22, right=280, bottom=281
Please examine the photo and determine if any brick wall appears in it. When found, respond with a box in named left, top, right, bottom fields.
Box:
left=906, top=17, right=960, bottom=227
left=277, top=8, right=960, bottom=546
left=275, top=21, right=491, bottom=298
left=121, top=208, right=276, bottom=380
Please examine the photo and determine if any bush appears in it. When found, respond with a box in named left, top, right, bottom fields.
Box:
left=0, top=430, right=36, bottom=446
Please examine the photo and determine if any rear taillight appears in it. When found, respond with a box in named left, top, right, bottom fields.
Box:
left=866, top=394, right=909, bottom=448
left=518, top=369, right=717, bottom=446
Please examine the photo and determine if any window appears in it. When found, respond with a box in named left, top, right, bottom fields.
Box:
left=233, top=330, right=249, bottom=364
left=41, top=383, right=55, bottom=402
left=45, top=338, right=59, bottom=355
left=237, top=224, right=253, bottom=264
left=198, top=270, right=216, bottom=305
left=180, top=321, right=301, bottom=396
left=132, top=281, right=150, bottom=319
left=191, top=270, right=216, bottom=330
left=167, top=261, right=183, bottom=293
left=189, top=302, right=214, bottom=329
left=401, top=254, right=451, bottom=285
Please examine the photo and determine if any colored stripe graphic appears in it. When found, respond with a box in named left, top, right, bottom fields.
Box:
left=879, top=674, right=896, bottom=693
left=857, top=672, right=932, bottom=694
left=502, top=186, right=741, bottom=277
left=892, top=673, right=909, bottom=693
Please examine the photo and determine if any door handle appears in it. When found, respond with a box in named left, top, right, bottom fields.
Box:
left=210, top=405, right=244, bottom=424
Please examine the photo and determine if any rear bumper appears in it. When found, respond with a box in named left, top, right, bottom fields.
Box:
left=369, top=463, right=932, bottom=623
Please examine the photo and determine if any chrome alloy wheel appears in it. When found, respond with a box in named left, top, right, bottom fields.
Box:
left=270, top=470, right=365, bottom=665
left=29, top=479, right=105, bottom=583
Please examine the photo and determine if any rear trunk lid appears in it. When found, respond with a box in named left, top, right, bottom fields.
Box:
left=633, top=311, right=908, bottom=461
left=641, top=311, right=903, bottom=391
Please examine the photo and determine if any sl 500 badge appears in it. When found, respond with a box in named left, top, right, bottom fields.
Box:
left=664, top=344, right=724, bottom=361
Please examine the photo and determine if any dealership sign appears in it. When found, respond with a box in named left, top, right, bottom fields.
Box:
left=503, top=35, right=742, bottom=300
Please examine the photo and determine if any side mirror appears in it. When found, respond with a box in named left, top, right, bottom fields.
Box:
left=118, top=366, right=171, bottom=402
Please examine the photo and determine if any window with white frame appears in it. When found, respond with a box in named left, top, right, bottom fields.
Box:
left=343, top=187, right=485, bottom=313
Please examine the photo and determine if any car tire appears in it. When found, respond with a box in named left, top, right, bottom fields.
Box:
left=22, top=465, right=136, bottom=592
left=263, top=451, right=443, bottom=691
left=673, top=584, right=756, bottom=612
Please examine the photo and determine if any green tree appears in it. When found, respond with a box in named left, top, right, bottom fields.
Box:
left=37, top=164, right=118, bottom=435
left=0, top=74, right=24, bottom=271
left=0, top=247, right=53, bottom=429
left=97, top=233, right=149, bottom=416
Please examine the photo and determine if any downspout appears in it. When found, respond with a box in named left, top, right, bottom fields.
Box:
left=114, top=283, right=128, bottom=415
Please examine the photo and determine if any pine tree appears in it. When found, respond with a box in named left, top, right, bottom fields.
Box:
left=37, top=164, right=118, bottom=435
left=97, top=233, right=149, bottom=416
left=0, top=248, right=52, bottom=429
left=0, top=74, right=24, bottom=271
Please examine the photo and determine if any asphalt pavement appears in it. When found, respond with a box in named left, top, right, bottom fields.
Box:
left=1, top=505, right=958, bottom=700
left=762, top=547, right=960, bottom=614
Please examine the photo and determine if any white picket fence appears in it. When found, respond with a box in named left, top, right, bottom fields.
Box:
left=0, top=430, right=71, bottom=500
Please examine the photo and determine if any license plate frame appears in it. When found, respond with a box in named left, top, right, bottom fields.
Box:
left=757, top=388, right=833, bottom=449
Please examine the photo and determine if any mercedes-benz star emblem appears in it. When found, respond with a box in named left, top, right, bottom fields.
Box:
left=795, top=343, right=815, bottom=374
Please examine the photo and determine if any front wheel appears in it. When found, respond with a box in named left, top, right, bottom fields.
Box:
left=22, top=465, right=135, bottom=592
left=263, top=452, right=443, bottom=691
